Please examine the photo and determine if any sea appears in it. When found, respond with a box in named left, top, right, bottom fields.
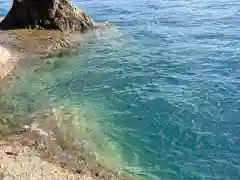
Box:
left=0, top=0, right=239, bottom=179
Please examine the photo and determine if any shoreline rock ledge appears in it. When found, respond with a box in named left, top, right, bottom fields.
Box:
left=0, top=0, right=94, bottom=33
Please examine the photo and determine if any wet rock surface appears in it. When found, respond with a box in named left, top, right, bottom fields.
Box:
left=0, top=29, right=71, bottom=58
left=0, top=28, right=75, bottom=81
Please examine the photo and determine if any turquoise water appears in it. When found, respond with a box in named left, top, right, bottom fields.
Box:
left=1, top=0, right=240, bottom=179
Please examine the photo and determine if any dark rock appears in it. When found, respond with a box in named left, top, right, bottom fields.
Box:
left=0, top=0, right=94, bottom=33
left=74, top=169, right=82, bottom=174
left=5, top=151, right=18, bottom=156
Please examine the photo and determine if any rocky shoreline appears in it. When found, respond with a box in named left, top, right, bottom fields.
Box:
left=0, top=1, right=134, bottom=180
left=0, top=21, right=108, bottom=81
left=0, top=73, right=135, bottom=180
left=0, top=105, right=135, bottom=180
left=0, top=0, right=100, bottom=81
left=0, top=120, right=132, bottom=180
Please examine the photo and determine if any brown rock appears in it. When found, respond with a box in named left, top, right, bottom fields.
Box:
left=0, top=0, right=94, bottom=33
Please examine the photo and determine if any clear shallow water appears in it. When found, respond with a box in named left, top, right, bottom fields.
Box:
left=1, top=0, right=240, bottom=179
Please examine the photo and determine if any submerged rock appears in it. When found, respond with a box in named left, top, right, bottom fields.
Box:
left=0, top=0, right=94, bottom=33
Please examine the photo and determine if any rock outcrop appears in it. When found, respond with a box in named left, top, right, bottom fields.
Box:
left=0, top=0, right=94, bottom=32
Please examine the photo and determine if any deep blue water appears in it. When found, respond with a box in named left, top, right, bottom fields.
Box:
left=1, top=0, right=240, bottom=179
